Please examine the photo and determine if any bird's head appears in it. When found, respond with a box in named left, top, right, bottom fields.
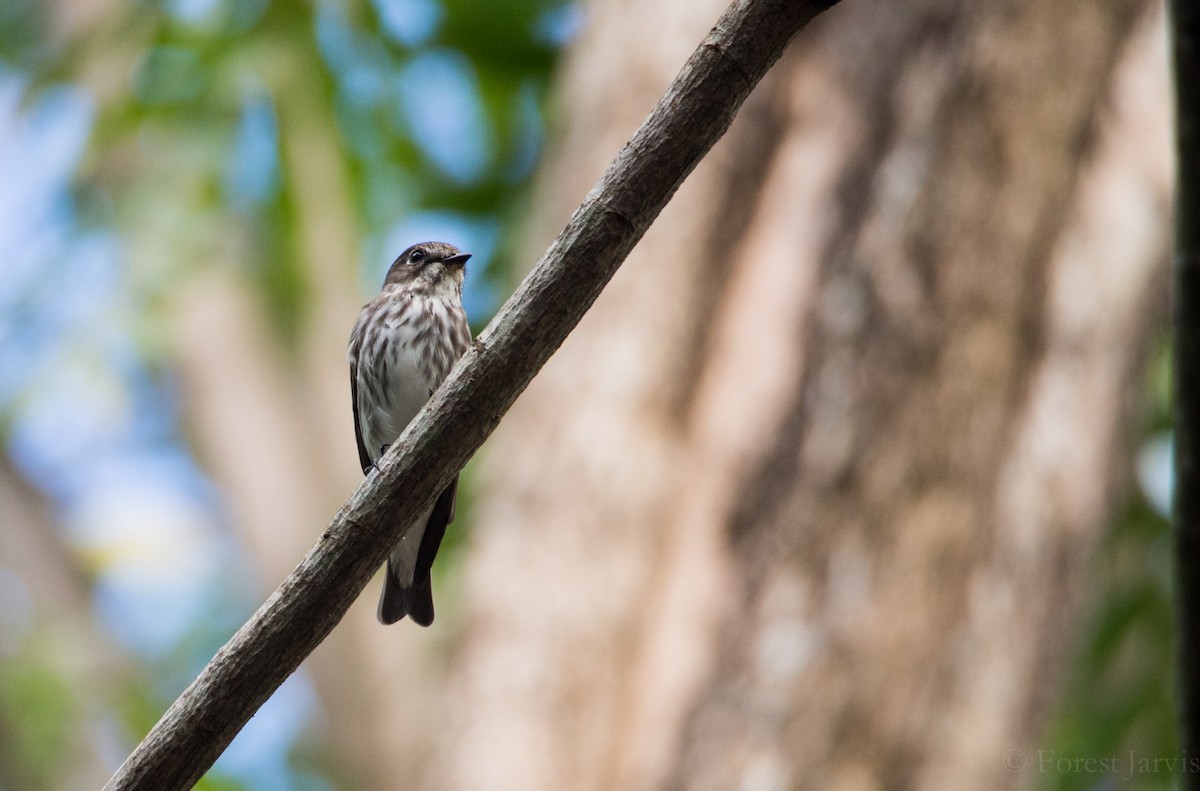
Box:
left=383, top=241, right=471, bottom=293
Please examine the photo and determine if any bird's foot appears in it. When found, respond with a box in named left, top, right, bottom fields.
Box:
left=369, top=444, right=390, bottom=474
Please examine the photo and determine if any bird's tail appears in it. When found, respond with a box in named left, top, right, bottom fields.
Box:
left=377, top=559, right=434, bottom=626
left=376, top=480, right=455, bottom=627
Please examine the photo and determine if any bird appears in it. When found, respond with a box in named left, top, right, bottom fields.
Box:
left=347, top=241, right=473, bottom=626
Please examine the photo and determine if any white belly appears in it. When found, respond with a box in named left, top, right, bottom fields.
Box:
left=354, top=300, right=453, bottom=463
left=358, top=351, right=432, bottom=463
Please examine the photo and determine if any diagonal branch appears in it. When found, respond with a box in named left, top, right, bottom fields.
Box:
left=103, top=0, right=840, bottom=787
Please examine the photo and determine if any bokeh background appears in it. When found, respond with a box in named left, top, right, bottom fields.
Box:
left=0, top=0, right=1179, bottom=789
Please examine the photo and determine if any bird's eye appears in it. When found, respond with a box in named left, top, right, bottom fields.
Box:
left=409, top=249, right=426, bottom=264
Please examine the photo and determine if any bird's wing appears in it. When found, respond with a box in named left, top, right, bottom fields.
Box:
left=350, top=362, right=372, bottom=474
left=416, top=476, right=457, bottom=572
left=401, top=475, right=457, bottom=626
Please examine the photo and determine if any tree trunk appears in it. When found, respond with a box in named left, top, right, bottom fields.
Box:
left=431, top=1, right=1170, bottom=790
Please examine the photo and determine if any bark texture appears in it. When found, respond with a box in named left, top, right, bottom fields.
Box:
left=437, top=1, right=1170, bottom=790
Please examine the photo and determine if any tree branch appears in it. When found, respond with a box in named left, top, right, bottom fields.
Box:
left=1173, top=0, right=1200, bottom=783
left=103, top=0, right=839, bottom=787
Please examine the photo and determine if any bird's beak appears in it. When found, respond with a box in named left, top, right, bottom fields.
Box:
left=443, top=253, right=471, bottom=268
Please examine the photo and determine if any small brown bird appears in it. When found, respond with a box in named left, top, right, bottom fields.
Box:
left=347, top=241, right=472, bottom=625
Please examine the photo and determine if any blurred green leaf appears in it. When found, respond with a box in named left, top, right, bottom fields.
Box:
left=1039, top=339, right=1177, bottom=791
left=0, top=655, right=75, bottom=791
